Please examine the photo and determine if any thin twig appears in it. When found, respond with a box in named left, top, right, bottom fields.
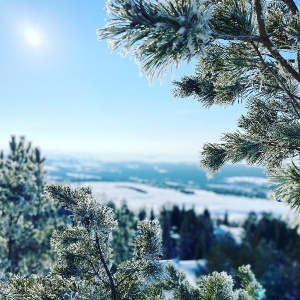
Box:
left=87, top=257, right=110, bottom=287
left=117, top=267, right=139, bottom=286
left=212, top=33, right=263, bottom=42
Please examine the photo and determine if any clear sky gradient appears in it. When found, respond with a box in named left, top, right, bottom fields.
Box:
left=0, top=0, right=246, bottom=161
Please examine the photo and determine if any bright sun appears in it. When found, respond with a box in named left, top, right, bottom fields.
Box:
left=23, top=28, right=43, bottom=47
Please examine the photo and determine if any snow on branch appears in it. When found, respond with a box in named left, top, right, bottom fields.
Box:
left=97, top=0, right=212, bottom=81
left=254, top=0, right=300, bottom=82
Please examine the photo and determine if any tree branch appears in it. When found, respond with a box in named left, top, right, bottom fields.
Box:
left=281, top=0, right=300, bottom=74
left=259, top=140, right=300, bottom=150
left=95, top=233, right=118, bottom=300
left=251, top=41, right=300, bottom=118
left=118, top=269, right=138, bottom=286
left=117, top=262, right=141, bottom=286
left=297, top=50, right=300, bottom=74
left=254, top=0, right=300, bottom=82
left=282, top=0, right=298, bottom=14
left=87, top=257, right=110, bottom=287
left=212, top=33, right=263, bottom=42
left=14, top=211, right=22, bottom=225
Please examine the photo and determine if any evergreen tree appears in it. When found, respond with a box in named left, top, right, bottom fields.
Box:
left=149, top=208, right=155, bottom=221
left=206, top=232, right=240, bottom=275
left=0, top=186, right=264, bottom=299
left=138, top=207, right=147, bottom=221
left=111, top=201, right=136, bottom=266
left=98, top=0, right=300, bottom=211
left=159, top=206, right=176, bottom=259
left=206, top=212, right=300, bottom=299
left=158, top=206, right=214, bottom=260
left=194, top=209, right=214, bottom=259
left=161, top=263, right=264, bottom=300
left=178, top=208, right=198, bottom=259
left=170, top=205, right=181, bottom=230
left=0, top=136, right=59, bottom=275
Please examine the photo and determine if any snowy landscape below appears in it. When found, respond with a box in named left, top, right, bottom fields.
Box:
left=72, top=181, right=291, bottom=222
left=45, top=156, right=293, bottom=221
left=46, top=156, right=270, bottom=197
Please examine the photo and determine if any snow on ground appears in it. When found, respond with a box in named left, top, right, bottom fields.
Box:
left=225, top=176, right=269, bottom=185
left=72, top=181, right=293, bottom=222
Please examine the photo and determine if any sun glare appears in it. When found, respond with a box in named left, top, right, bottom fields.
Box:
left=23, top=28, right=43, bottom=47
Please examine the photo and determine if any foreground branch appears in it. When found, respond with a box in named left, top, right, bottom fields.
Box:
left=282, top=0, right=298, bottom=14
left=251, top=41, right=300, bottom=117
left=95, top=233, right=118, bottom=300
left=254, top=0, right=300, bottom=82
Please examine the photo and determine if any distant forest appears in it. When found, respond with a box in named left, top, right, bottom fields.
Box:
left=106, top=202, right=300, bottom=300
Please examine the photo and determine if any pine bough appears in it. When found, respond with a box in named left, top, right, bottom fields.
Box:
left=98, top=0, right=300, bottom=213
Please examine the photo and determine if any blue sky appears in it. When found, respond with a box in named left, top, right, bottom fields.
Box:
left=0, top=0, right=246, bottom=161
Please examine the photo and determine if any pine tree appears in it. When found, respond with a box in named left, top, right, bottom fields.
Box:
left=138, top=207, right=147, bottom=221
left=111, top=201, right=136, bottom=266
left=0, top=136, right=59, bottom=275
left=178, top=208, right=198, bottom=259
left=194, top=209, right=214, bottom=259
left=0, top=186, right=264, bottom=299
left=149, top=208, right=155, bottom=221
left=159, top=206, right=176, bottom=259
left=98, top=0, right=300, bottom=212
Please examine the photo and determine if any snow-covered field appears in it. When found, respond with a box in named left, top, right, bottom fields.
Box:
left=72, top=181, right=292, bottom=222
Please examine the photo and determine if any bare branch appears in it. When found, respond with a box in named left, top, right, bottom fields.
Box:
left=251, top=41, right=300, bottom=118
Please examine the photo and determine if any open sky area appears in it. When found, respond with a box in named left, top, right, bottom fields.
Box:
left=0, top=0, right=247, bottom=162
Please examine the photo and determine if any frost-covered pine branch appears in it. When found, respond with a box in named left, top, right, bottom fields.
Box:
left=98, top=0, right=300, bottom=211
left=0, top=185, right=165, bottom=299
left=0, top=186, right=265, bottom=299
left=97, top=0, right=212, bottom=81
left=270, top=162, right=300, bottom=211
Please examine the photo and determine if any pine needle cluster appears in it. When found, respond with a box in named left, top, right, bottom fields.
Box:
left=97, top=0, right=211, bottom=80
